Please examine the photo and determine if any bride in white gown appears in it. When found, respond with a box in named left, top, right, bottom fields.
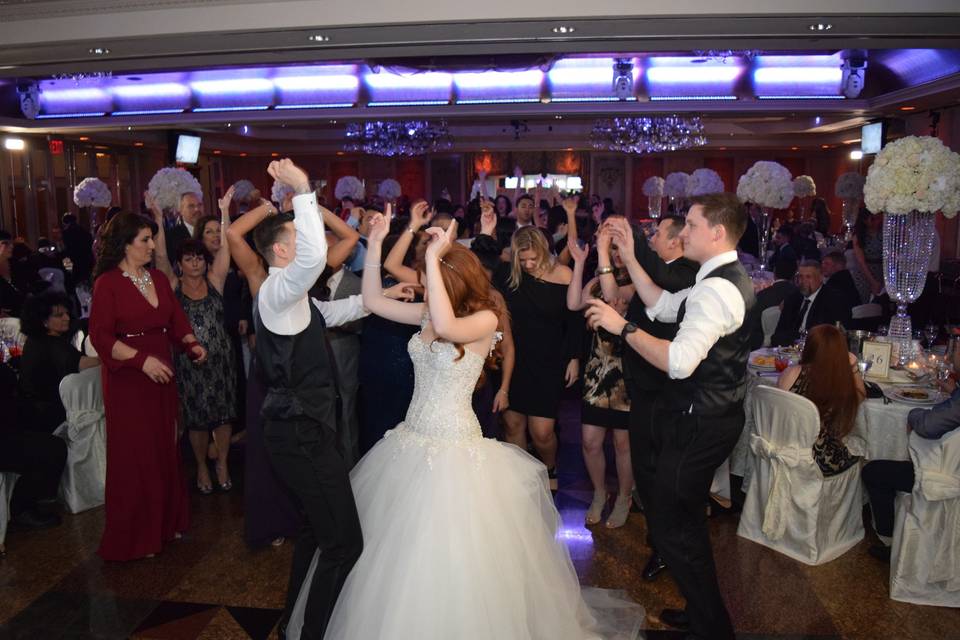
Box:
left=288, top=208, right=643, bottom=640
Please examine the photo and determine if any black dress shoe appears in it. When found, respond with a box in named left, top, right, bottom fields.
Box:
left=868, top=543, right=892, bottom=562
left=642, top=554, right=667, bottom=581
left=11, top=509, right=61, bottom=531
left=659, top=608, right=690, bottom=631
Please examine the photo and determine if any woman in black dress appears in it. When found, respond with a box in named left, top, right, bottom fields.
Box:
left=494, top=226, right=581, bottom=490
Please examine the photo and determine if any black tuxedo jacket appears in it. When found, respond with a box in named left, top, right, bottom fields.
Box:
left=749, top=279, right=798, bottom=350
left=771, top=285, right=852, bottom=346
left=823, top=269, right=861, bottom=310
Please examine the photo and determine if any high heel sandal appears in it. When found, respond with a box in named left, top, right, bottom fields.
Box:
left=585, top=491, right=607, bottom=526
left=216, top=464, right=232, bottom=492
left=197, top=475, right=213, bottom=495
left=605, top=494, right=633, bottom=529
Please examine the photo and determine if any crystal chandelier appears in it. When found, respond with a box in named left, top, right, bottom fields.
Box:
left=691, top=49, right=761, bottom=64
left=51, top=71, right=113, bottom=84
left=590, top=116, right=707, bottom=154
left=344, top=120, right=453, bottom=156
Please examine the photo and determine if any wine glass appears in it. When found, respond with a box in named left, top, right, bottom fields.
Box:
left=857, top=359, right=873, bottom=378
left=878, top=324, right=889, bottom=337
left=924, top=323, right=939, bottom=349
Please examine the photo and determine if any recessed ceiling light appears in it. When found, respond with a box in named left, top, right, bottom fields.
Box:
left=271, top=152, right=280, bottom=157
left=552, top=25, right=575, bottom=34
left=791, top=146, right=799, bottom=150
left=79, top=136, right=89, bottom=141
left=308, top=34, right=330, bottom=42
left=719, top=146, right=727, bottom=151
left=133, top=142, right=144, bottom=147
left=3, top=138, right=25, bottom=151
left=336, top=151, right=345, bottom=156
left=821, top=144, right=831, bottom=149
left=850, top=150, right=863, bottom=160
left=213, top=150, right=222, bottom=155
left=126, top=126, right=133, bottom=131
left=808, top=23, right=832, bottom=31
left=554, top=115, right=563, bottom=120
left=239, top=152, right=247, bottom=157
left=88, top=47, right=111, bottom=55
left=899, top=105, right=916, bottom=111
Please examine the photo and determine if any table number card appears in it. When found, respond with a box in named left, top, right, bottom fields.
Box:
left=862, top=340, right=893, bottom=379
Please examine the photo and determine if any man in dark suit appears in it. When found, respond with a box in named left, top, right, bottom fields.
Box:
left=164, top=191, right=203, bottom=259
left=60, top=214, right=94, bottom=283
left=765, top=224, right=797, bottom=270
left=771, top=259, right=852, bottom=346
left=620, top=216, right=698, bottom=581
left=748, top=258, right=798, bottom=350
left=821, top=249, right=862, bottom=312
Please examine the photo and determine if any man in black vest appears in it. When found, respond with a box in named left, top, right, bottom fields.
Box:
left=252, top=159, right=362, bottom=640
left=605, top=215, right=697, bottom=581
left=586, top=193, right=754, bottom=640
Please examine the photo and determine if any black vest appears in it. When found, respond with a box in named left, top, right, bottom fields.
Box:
left=659, top=260, right=756, bottom=416
left=254, top=298, right=340, bottom=429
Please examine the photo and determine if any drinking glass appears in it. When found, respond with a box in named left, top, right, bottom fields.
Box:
left=924, top=323, right=939, bottom=348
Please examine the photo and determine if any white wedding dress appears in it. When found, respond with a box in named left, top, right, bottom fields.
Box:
left=289, top=324, right=644, bottom=640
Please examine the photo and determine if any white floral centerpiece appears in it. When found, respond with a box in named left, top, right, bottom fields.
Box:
left=864, top=135, right=960, bottom=363
left=378, top=178, right=402, bottom=201
left=792, top=175, right=816, bottom=198
left=687, top=168, right=725, bottom=197
left=271, top=180, right=295, bottom=206
left=231, top=179, right=259, bottom=205
left=642, top=176, right=664, bottom=197
left=835, top=172, right=865, bottom=200
left=147, top=167, right=203, bottom=213
left=664, top=172, right=689, bottom=198
left=736, top=161, right=794, bottom=209
left=73, top=177, right=112, bottom=208
left=335, top=176, right=365, bottom=202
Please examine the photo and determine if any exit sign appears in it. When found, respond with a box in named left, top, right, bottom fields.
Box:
left=48, top=139, right=64, bottom=155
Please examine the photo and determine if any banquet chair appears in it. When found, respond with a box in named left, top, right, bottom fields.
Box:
left=760, top=306, right=781, bottom=348
left=737, top=386, right=864, bottom=565
left=889, top=427, right=960, bottom=607
left=0, top=473, right=19, bottom=554
left=53, top=366, right=106, bottom=514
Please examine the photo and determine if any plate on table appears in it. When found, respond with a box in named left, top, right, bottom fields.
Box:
left=748, top=353, right=777, bottom=371
left=888, top=387, right=944, bottom=406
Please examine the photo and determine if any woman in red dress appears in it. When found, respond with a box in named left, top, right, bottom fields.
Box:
left=89, top=212, right=207, bottom=561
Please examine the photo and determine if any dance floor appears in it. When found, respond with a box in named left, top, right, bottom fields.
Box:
left=2, top=396, right=958, bottom=640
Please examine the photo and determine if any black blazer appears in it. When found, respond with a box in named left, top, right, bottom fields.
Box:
left=165, top=221, right=193, bottom=262
left=770, top=285, right=852, bottom=346
left=748, top=279, right=798, bottom=350
left=823, top=269, right=861, bottom=309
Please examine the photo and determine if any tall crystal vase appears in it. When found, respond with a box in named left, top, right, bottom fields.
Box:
left=841, top=199, right=858, bottom=242
left=883, top=211, right=937, bottom=365
left=648, top=196, right=662, bottom=219
left=758, top=207, right=772, bottom=254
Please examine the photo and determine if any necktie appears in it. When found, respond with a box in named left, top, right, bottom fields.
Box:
left=798, top=297, right=811, bottom=330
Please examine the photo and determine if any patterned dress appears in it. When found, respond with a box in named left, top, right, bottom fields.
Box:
left=174, top=282, right=238, bottom=431
left=790, top=368, right=860, bottom=476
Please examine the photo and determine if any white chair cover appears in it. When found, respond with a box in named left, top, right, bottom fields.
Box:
left=53, top=366, right=106, bottom=514
left=890, top=428, right=960, bottom=607
left=761, top=307, right=780, bottom=347
left=0, top=472, right=19, bottom=553
left=737, top=386, right=864, bottom=565
left=852, top=303, right=882, bottom=320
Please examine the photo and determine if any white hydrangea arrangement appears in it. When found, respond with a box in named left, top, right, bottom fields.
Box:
left=686, top=168, right=725, bottom=197
left=792, top=175, right=817, bottom=198
left=863, top=135, right=960, bottom=217
left=664, top=172, right=690, bottom=198
left=736, top=161, right=794, bottom=209
left=835, top=172, right=866, bottom=200
left=335, top=176, right=365, bottom=202
left=73, top=177, right=112, bottom=208
left=232, top=179, right=259, bottom=204
left=378, top=178, right=402, bottom=201
left=147, top=167, right=203, bottom=212
left=642, top=176, right=665, bottom=197
left=271, top=179, right=295, bottom=206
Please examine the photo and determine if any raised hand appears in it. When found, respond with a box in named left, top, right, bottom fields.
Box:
left=366, top=208, right=392, bottom=245
left=561, top=195, right=578, bottom=215
left=596, top=225, right=613, bottom=255
left=144, top=191, right=163, bottom=224
left=567, top=238, right=589, bottom=264
left=410, top=200, right=433, bottom=229
left=267, top=158, right=310, bottom=194
left=606, top=218, right=635, bottom=260
left=424, top=219, right=458, bottom=262
left=479, top=198, right=497, bottom=236
left=383, top=282, right=420, bottom=301
left=218, top=184, right=235, bottom=216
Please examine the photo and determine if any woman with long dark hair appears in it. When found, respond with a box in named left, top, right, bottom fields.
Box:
left=851, top=206, right=884, bottom=302
left=777, top=324, right=866, bottom=475
left=88, top=212, right=207, bottom=561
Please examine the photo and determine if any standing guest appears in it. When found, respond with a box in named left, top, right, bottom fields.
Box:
left=88, top=212, right=207, bottom=561
left=567, top=225, right=635, bottom=528
left=0, top=230, right=25, bottom=316
left=811, top=197, right=832, bottom=236
left=766, top=225, right=797, bottom=271
left=737, top=205, right=761, bottom=259
left=151, top=190, right=237, bottom=495
left=18, top=291, right=99, bottom=433
left=777, top=324, right=865, bottom=475
left=586, top=193, right=754, bottom=640
left=821, top=250, right=862, bottom=307
left=771, top=259, right=851, bottom=347
left=513, top=194, right=537, bottom=229
left=61, top=213, right=94, bottom=284
left=165, top=191, right=203, bottom=259
left=250, top=159, right=362, bottom=639
left=494, top=226, right=581, bottom=490
left=383, top=200, right=434, bottom=285
left=609, top=215, right=697, bottom=579
left=851, top=207, right=884, bottom=301
left=748, top=258, right=799, bottom=350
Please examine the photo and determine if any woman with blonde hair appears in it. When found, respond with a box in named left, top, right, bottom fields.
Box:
left=493, top=225, right=582, bottom=490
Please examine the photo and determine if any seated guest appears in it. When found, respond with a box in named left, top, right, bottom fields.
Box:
left=771, top=259, right=852, bottom=346
left=18, top=291, right=99, bottom=433
left=862, top=361, right=959, bottom=561
left=792, top=223, right=821, bottom=261
left=821, top=249, right=862, bottom=308
left=749, top=257, right=798, bottom=349
left=766, top=224, right=797, bottom=270
left=777, top=324, right=865, bottom=476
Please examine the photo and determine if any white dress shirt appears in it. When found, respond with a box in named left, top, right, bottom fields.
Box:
left=646, top=250, right=746, bottom=380
left=257, top=192, right=328, bottom=336
left=309, top=268, right=370, bottom=328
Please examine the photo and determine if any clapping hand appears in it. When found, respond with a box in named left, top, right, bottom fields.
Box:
left=567, top=238, right=589, bottom=264
left=424, top=219, right=458, bottom=262
left=366, top=205, right=392, bottom=244
left=267, top=158, right=310, bottom=195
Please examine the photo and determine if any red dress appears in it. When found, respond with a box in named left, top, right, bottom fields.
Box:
left=89, top=268, right=192, bottom=561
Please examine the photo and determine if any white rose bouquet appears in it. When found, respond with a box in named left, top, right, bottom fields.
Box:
left=664, top=172, right=690, bottom=198
left=378, top=178, right=402, bottom=201
left=736, top=161, right=794, bottom=209
left=687, top=168, right=725, bottom=197
left=642, top=176, right=665, bottom=197
left=835, top=172, right=865, bottom=200
left=147, top=167, right=203, bottom=212
left=792, top=175, right=816, bottom=198
left=335, top=176, right=365, bottom=202
left=864, top=135, right=960, bottom=217
left=73, top=177, right=112, bottom=208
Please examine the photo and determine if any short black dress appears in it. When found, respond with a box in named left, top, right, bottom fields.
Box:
left=494, top=264, right=583, bottom=419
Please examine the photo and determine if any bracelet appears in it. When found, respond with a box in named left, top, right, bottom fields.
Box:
left=407, top=226, right=417, bottom=234
left=364, top=262, right=381, bottom=268
left=496, top=389, right=508, bottom=396
left=595, top=266, right=614, bottom=276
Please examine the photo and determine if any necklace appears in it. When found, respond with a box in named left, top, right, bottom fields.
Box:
left=122, top=268, right=153, bottom=294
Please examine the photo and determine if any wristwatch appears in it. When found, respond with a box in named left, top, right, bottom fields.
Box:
left=620, top=322, right=638, bottom=341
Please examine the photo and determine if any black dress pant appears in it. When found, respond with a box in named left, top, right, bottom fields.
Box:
left=862, top=460, right=915, bottom=538
left=263, top=417, right=363, bottom=640
left=0, top=429, right=67, bottom=516
left=647, top=406, right=744, bottom=640
left=628, top=389, right=663, bottom=549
